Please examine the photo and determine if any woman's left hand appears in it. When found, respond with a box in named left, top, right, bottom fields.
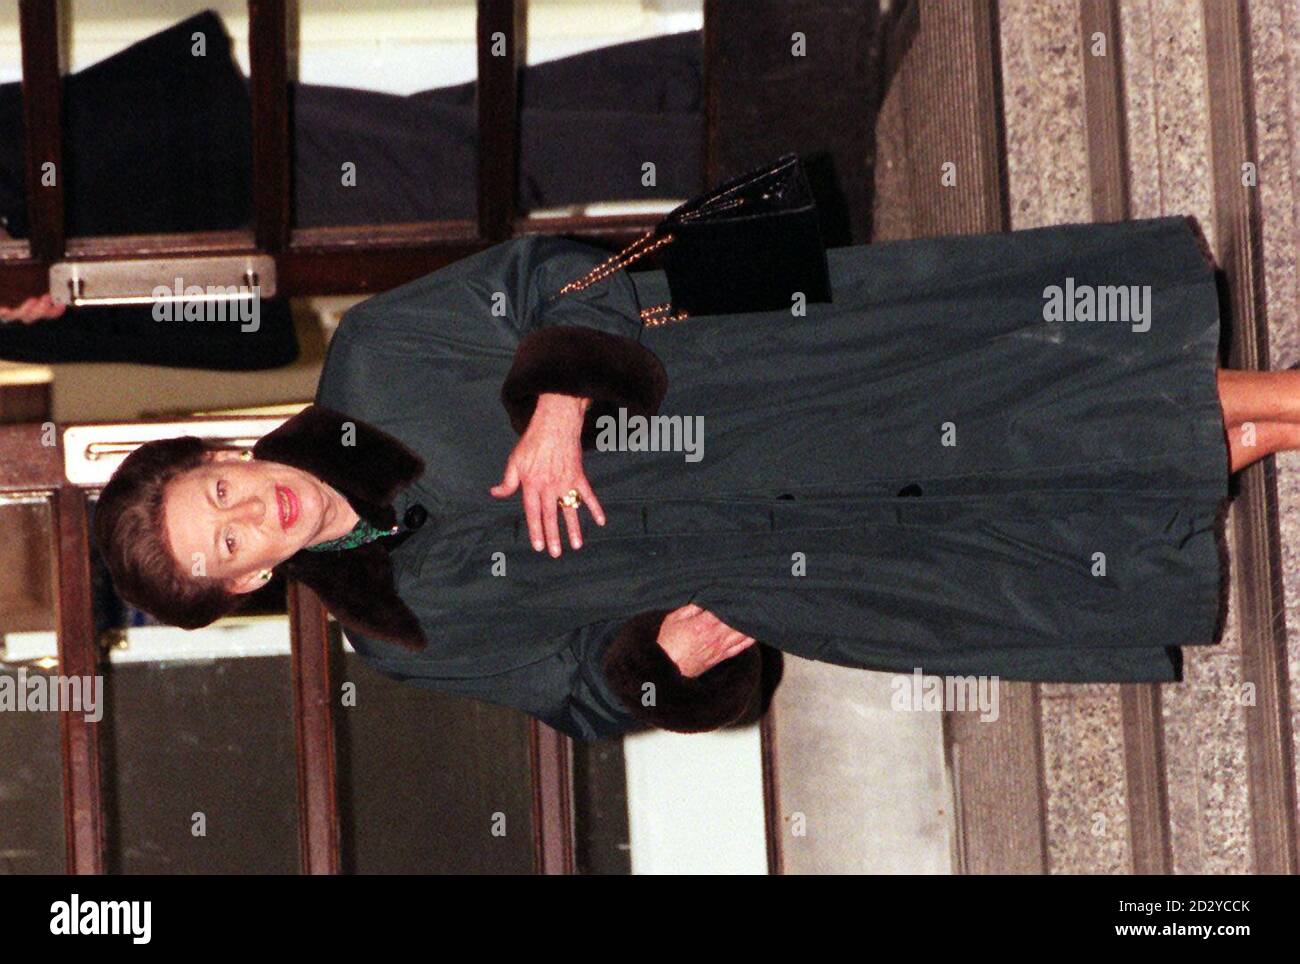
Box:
left=0, top=293, right=68, bottom=324
left=490, top=392, right=606, bottom=557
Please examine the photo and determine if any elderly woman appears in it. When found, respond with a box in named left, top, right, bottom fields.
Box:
left=94, top=214, right=1279, bottom=740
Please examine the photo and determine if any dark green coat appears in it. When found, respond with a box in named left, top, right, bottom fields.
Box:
left=265, top=215, right=1229, bottom=740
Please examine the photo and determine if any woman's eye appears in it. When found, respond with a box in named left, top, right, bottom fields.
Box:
left=225, top=529, right=236, bottom=555
left=217, top=480, right=227, bottom=504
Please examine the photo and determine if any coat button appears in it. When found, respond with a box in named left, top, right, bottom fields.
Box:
left=896, top=483, right=923, bottom=497
left=403, top=504, right=429, bottom=530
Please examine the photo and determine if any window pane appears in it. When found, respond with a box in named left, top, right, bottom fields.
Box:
left=98, top=641, right=301, bottom=874
left=335, top=631, right=536, bottom=874
left=520, top=1, right=705, bottom=219
left=60, top=3, right=254, bottom=239
left=0, top=498, right=63, bottom=875
left=290, top=1, right=479, bottom=228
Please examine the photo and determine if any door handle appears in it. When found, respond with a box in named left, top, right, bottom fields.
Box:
left=49, top=255, right=277, bottom=307
left=63, top=417, right=291, bottom=486
left=82, top=438, right=264, bottom=460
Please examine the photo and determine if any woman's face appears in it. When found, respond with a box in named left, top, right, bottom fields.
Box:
left=162, top=451, right=344, bottom=594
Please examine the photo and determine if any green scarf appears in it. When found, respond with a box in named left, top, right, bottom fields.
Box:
left=304, top=517, right=402, bottom=553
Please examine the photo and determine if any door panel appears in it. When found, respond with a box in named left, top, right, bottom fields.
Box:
left=96, top=630, right=302, bottom=874
left=0, top=496, right=64, bottom=874
left=335, top=638, right=537, bottom=874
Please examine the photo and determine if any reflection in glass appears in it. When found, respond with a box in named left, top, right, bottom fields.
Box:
left=291, top=0, right=480, bottom=228
left=97, top=625, right=301, bottom=875
left=520, top=1, right=705, bottom=217
left=0, top=6, right=301, bottom=370
left=292, top=1, right=705, bottom=226
left=0, top=498, right=63, bottom=874
left=54, top=3, right=255, bottom=239
left=2, top=3, right=707, bottom=235
left=335, top=628, right=536, bottom=874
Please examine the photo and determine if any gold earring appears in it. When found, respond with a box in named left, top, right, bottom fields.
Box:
left=239, top=450, right=253, bottom=462
left=259, top=570, right=272, bottom=582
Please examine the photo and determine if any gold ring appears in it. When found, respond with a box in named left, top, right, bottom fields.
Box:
left=558, top=489, right=581, bottom=509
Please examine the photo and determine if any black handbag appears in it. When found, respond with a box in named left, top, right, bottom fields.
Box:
left=549, top=153, right=833, bottom=324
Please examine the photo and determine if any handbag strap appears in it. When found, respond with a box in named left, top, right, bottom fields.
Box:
left=552, top=229, right=671, bottom=295
left=640, top=302, right=690, bottom=326
left=548, top=229, right=691, bottom=326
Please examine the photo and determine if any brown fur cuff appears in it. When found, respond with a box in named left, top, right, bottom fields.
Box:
left=501, top=325, right=669, bottom=449
left=601, top=609, right=763, bottom=733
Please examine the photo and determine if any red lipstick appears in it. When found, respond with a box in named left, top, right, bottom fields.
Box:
left=275, top=484, right=299, bottom=530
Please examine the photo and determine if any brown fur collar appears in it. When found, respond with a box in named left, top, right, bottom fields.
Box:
left=253, top=405, right=428, bottom=650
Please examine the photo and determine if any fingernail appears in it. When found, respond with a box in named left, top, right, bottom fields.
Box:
left=533, top=540, right=544, bottom=551
left=549, top=543, right=560, bottom=557
left=573, top=539, right=582, bottom=549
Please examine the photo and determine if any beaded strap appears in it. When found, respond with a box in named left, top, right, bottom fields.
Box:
left=549, top=229, right=691, bottom=327
left=640, top=302, right=690, bottom=326
left=548, top=179, right=773, bottom=326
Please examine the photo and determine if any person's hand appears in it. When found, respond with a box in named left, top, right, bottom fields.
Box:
left=490, top=392, right=605, bottom=557
left=0, top=293, right=67, bottom=324
left=656, top=604, right=757, bottom=678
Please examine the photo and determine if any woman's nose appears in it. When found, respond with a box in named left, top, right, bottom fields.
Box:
left=230, top=495, right=266, bottom=525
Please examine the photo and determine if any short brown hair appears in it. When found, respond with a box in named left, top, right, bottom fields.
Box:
left=93, top=436, right=237, bottom=629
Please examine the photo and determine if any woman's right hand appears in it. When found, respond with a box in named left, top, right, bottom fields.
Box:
left=656, top=603, right=757, bottom=677
left=0, top=294, right=67, bottom=324
left=490, top=392, right=604, bottom=557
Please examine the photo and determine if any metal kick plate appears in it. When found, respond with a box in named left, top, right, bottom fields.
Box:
left=49, top=254, right=277, bottom=307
